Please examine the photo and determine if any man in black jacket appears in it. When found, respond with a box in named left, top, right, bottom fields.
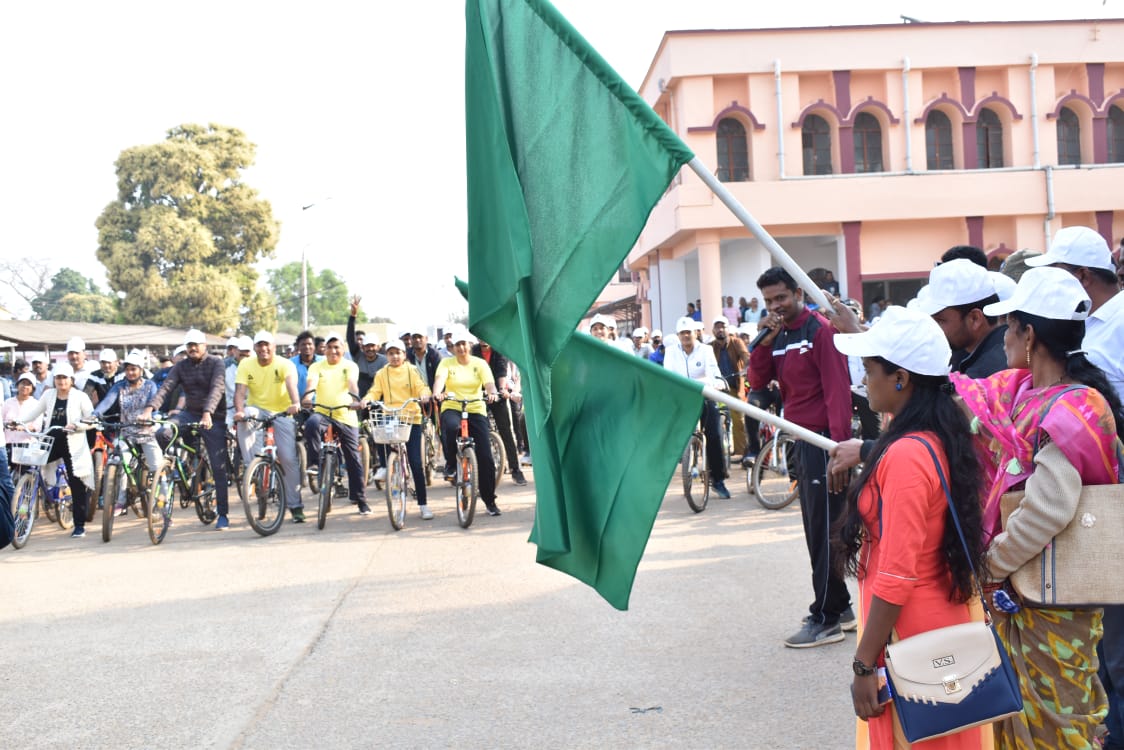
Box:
left=470, top=340, right=527, bottom=486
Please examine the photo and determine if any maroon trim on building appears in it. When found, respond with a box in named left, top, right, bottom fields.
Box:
left=1096, top=210, right=1114, bottom=248
left=843, top=221, right=862, bottom=303
left=966, top=216, right=984, bottom=248
left=833, top=70, right=852, bottom=117
left=1094, top=118, right=1109, bottom=163
left=1088, top=63, right=1106, bottom=106
left=839, top=125, right=855, bottom=173
left=861, top=271, right=929, bottom=281
left=958, top=67, right=977, bottom=110
left=687, top=101, right=766, bottom=133
left=847, top=97, right=901, bottom=124
left=791, top=99, right=843, bottom=128
left=962, top=123, right=979, bottom=169
left=914, top=93, right=970, bottom=124
left=970, top=93, right=1023, bottom=121
left=1046, top=90, right=1098, bottom=119
left=1102, top=89, right=1124, bottom=112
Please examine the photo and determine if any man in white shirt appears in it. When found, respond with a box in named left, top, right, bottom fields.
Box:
left=65, top=337, right=98, bottom=392
left=663, top=316, right=731, bottom=498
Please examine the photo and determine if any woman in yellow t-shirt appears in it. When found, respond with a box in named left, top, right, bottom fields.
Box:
left=363, top=340, right=433, bottom=519
left=433, top=327, right=500, bottom=516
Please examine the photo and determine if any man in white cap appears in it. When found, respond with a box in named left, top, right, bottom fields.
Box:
left=85, top=349, right=124, bottom=409
left=647, top=329, right=666, bottom=365
left=225, top=336, right=253, bottom=428
left=66, top=336, right=97, bottom=391
left=711, top=316, right=749, bottom=458
left=625, top=326, right=651, bottom=358
left=234, top=331, right=304, bottom=522
left=1026, top=225, right=1124, bottom=398
left=586, top=314, right=612, bottom=341
left=918, top=259, right=1008, bottom=378
left=143, top=329, right=232, bottom=529
left=29, top=354, right=52, bottom=398
left=663, top=315, right=732, bottom=499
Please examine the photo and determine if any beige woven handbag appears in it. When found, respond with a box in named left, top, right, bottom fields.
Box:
left=1000, top=486, right=1124, bottom=607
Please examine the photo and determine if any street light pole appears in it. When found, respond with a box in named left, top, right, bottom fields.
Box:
left=300, top=199, right=331, bottom=331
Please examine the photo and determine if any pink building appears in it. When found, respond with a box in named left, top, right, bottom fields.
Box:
left=626, top=19, right=1124, bottom=327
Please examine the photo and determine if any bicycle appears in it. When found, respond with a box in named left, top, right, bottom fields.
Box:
left=366, top=398, right=422, bottom=531
left=487, top=410, right=506, bottom=482
left=420, top=400, right=441, bottom=487
left=307, top=403, right=358, bottom=530
left=442, top=397, right=485, bottom=528
left=237, top=412, right=290, bottom=537
left=681, top=420, right=709, bottom=513
left=88, top=427, right=111, bottom=523
left=147, top=418, right=218, bottom=545
left=89, top=419, right=155, bottom=543
left=748, top=424, right=799, bottom=510
left=8, top=433, right=62, bottom=548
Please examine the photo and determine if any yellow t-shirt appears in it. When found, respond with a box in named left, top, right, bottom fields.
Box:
left=365, top=363, right=431, bottom=424
left=235, top=357, right=297, bottom=414
left=436, top=356, right=493, bottom=416
left=306, top=358, right=360, bottom=427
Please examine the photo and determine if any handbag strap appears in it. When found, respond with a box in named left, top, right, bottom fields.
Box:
left=902, top=435, right=992, bottom=619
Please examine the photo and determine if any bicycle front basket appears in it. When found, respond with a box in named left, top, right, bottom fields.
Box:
left=12, top=435, right=54, bottom=466
left=370, top=412, right=411, bottom=444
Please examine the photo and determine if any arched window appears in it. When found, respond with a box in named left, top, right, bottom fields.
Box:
left=852, top=112, right=883, bottom=173
left=1057, top=106, right=1081, bottom=166
left=801, top=114, right=832, bottom=175
left=976, top=108, right=1004, bottom=168
left=1108, top=105, right=1124, bottom=164
left=925, top=110, right=954, bottom=170
left=715, top=118, right=749, bottom=182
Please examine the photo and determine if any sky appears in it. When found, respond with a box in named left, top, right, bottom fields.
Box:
left=1, top=0, right=1120, bottom=329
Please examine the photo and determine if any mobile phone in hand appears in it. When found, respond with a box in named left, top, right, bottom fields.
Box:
left=877, top=667, right=892, bottom=705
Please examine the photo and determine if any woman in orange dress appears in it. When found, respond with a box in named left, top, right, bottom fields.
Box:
left=833, top=307, right=989, bottom=749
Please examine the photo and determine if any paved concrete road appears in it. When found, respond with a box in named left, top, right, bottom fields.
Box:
left=2, top=471, right=857, bottom=749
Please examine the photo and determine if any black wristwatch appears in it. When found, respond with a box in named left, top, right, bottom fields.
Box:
left=852, top=657, right=876, bottom=676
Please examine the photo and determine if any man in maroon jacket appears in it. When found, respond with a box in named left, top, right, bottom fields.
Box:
left=749, top=267, right=855, bottom=648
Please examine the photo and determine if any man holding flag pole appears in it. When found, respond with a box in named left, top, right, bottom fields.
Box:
left=464, top=0, right=841, bottom=612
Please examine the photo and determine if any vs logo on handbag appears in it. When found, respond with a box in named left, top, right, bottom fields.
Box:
left=932, top=655, right=956, bottom=668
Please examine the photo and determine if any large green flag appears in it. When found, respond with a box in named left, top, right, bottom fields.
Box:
left=465, top=0, right=703, bottom=609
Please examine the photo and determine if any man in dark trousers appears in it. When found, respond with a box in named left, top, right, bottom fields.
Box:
left=709, top=316, right=749, bottom=459
left=749, top=267, right=855, bottom=648
left=470, top=340, right=527, bottom=486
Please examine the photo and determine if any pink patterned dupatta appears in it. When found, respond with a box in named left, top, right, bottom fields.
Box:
left=951, top=369, right=1120, bottom=542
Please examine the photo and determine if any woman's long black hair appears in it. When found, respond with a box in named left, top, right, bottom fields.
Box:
left=1010, top=310, right=1124, bottom=443
left=832, top=358, right=986, bottom=603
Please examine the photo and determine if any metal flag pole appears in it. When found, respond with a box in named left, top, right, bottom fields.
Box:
left=702, top=385, right=838, bottom=453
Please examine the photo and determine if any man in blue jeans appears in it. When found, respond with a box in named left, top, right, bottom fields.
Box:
left=143, top=329, right=231, bottom=529
left=0, top=439, right=14, bottom=548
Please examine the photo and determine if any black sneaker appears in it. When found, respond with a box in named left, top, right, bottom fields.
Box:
left=70, top=527, right=86, bottom=539
left=291, top=507, right=306, bottom=523
left=512, top=472, right=527, bottom=486
left=784, top=619, right=844, bottom=649
left=357, top=501, right=372, bottom=515
left=485, top=502, right=502, bottom=517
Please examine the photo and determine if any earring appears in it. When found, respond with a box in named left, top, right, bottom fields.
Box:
left=1025, top=344, right=1031, bottom=368
left=895, top=382, right=903, bottom=391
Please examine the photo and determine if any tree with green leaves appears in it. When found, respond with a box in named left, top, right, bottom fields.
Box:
left=266, top=262, right=356, bottom=327
left=95, top=124, right=279, bottom=332
left=30, top=268, right=115, bottom=321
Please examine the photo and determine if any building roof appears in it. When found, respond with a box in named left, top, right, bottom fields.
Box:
left=0, top=320, right=229, bottom=350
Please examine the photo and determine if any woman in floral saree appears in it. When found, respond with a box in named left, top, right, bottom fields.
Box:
left=953, top=267, right=1124, bottom=749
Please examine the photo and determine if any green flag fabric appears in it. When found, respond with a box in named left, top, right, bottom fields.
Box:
left=465, top=0, right=702, bottom=609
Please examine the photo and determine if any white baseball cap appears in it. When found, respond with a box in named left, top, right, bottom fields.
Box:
left=384, top=339, right=405, bottom=352
left=833, top=306, right=951, bottom=377
left=17, top=372, right=35, bottom=385
left=983, top=266, right=1092, bottom=321
left=589, top=314, right=614, bottom=329
left=448, top=325, right=476, bottom=345
left=632, top=326, right=648, bottom=338
left=173, top=345, right=187, bottom=357
left=184, top=329, right=207, bottom=345
left=52, top=362, right=76, bottom=380
left=226, top=337, right=240, bottom=348
left=99, top=348, right=118, bottom=362
left=237, top=336, right=253, bottom=351
left=123, top=351, right=146, bottom=368
left=711, top=316, right=730, bottom=327
left=989, top=271, right=1017, bottom=302
left=66, top=337, right=85, bottom=353
left=253, top=330, right=274, bottom=345
left=1026, top=226, right=1114, bottom=272
left=918, top=259, right=996, bottom=315
left=650, top=329, right=663, bottom=339
left=675, top=316, right=695, bottom=333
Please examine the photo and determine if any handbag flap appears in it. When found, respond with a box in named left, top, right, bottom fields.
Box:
left=885, top=622, right=998, bottom=687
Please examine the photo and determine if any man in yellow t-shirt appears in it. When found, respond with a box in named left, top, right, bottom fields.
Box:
left=234, top=331, right=304, bottom=521
left=301, top=334, right=368, bottom=514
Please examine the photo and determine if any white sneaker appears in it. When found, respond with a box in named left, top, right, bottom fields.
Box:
left=373, top=467, right=387, bottom=481
left=419, top=505, right=434, bottom=520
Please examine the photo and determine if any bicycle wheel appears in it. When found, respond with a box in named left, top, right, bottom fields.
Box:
left=10, top=474, right=40, bottom=549
left=681, top=434, right=709, bottom=513
left=360, top=439, right=377, bottom=490
left=490, top=430, right=505, bottom=482
left=242, top=457, right=285, bottom=537
left=296, top=441, right=308, bottom=489
left=89, top=446, right=105, bottom=522
left=148, top=464, right=175, bottom=545
left=752, top=435, right=799, bottom=510
left=385, top=449, right=407, bottom=531
left=317, top=452, right=334, bottom=530
left=721, top=411, right=733, bottom=475
left=173, top=450, right=193, bottom=509
left=56, top=486, right=74, bottom=530
left=192, top=451, right=217, bottom=525
left=455, top=446, right=478, bottom=528
left=422, top=422, right=436, bottom=487
left=101, top=462, right=123, bottom=543
left=43, top=483, right=59, bottom=523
